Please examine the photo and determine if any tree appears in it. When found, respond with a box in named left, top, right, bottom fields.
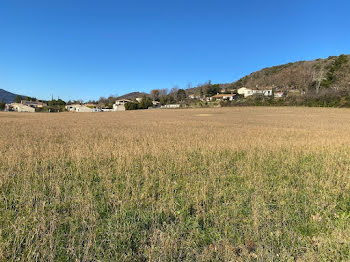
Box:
left=139, top=96, right=153, bottom=109
left=125, top=102, right=138, bottom=110
left=313, top=68, right=324, bottom=94
left=14, top=95, right=22, bottom=103
left=170, top=86, right=179, bottom=95
left=321, top=54, right=348, bottom=89
left=159, top=95, right=175, bottom=105
left=24, top=96, right=36, bottom=101
left=206, top=84, right=221, bottom=97
left=159, top=89, right=168, bottom=97
left=47, top=98, right=67, bottom=112
left=176, top=89, right=187, bottom=102
left=150, top=89, right=160, bottom=101
left=199, top=87, right=204, bottom=97
left=0, top=101, right=5, bottom=111
left=159, top=96, right=168, bottom=105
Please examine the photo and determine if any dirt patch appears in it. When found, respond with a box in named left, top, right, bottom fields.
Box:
left=196, top=114, right=213, bottom=117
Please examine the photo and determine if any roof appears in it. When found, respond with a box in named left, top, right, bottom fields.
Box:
left=11, top=103, right=30, bottom=106
left=66, top=104, right=82, bottom=107
left=211, top=94, right=236, bottom=98
left=115, top=99, right=132, bottom=102
left=9, top=103, right=34, bottom=109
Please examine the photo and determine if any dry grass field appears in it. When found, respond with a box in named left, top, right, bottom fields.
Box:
left=1, top=107, right=350, bottom=261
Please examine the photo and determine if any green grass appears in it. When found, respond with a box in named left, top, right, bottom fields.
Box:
left=1, top=148, right=350, bottom=261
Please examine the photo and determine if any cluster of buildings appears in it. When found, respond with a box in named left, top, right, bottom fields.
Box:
left=188, top=87, right=286, bottom=102
left=236, top=87, right=285, bottom=98
left=5, top=100, right=47, bottom=112
left=65, top=98, right=162, bottom=112
left=4, top=86, right=290, bottom=113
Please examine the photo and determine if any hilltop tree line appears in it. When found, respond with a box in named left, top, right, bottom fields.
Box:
left=150, top=88, right=187, bottom=103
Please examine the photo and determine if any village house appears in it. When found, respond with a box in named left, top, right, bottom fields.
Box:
left=152, top=101, right=160, bottom=107
left=21, top=100, right=47, bottom=108
left=188, top=94, right=201, bottom=99
left=237, top=87, right=254, bottom=97
left=6, top=103, right=35, bottom=112
left=210, top=94, right=236, bottom=101
left=253, top=89, right=273, bottom=96
left=65, top=104, right=98, bottom=112
left=287, top=89, right=305, bottom=96
left=113, top=99, right=131, bottom=111
left=274, top=91, right=285, bottom=98
left=237, top=87, right=273, bottom=97
left=84, top=104, right=102, bottom=112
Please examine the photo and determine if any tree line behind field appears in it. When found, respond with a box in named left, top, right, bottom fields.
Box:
left=2, top=54, right=350, bottom=111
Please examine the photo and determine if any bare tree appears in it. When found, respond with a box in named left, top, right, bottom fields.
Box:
left=169, top=86, right=179, bottom=100
left=313, top=68, right=325, bottom=94
left=159, top=89, right=168, bottom=97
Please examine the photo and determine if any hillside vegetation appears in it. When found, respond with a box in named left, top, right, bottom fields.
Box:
left=232, top=54, right=350, bottom=92
left=186, top=54, right=350, bottom=97
left=1, top=108, right=350, bottom=261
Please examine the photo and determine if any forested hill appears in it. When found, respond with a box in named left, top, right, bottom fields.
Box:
left=230, top=54, right=350, bottom=92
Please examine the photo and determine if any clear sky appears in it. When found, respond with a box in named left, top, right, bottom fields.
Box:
left=1, top=0, right=349, bottom=101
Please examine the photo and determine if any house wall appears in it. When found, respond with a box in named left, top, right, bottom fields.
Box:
left=65, top=105, right=95, bottom=112
left=113, top=104, right=126, bottom=111
left=76, top=106, right=94, bottom=112
left=238, top=88, right=253, bottom=97
left=274, top=92, right=284, bottom=98
left=160, top=104, right=180, bottom=109
left=12, top=104, right=35, bottom=112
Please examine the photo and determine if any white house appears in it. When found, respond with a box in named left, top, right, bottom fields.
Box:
left=6, top=103, right=35, bottom=112
left=253, top=89, right=273, bottom=96
left=188, top=94, right=201, bottom=99
left=210, top=94, right=236, bottom=101
left=238, top=87, right=273, bottom=97
left=237, top=87, right=254, bottom=97
left=135, top=97, right=142, bottom=103
left=65, top=104, right=97, bottom=112
left=21, top=100, right=47, bottom=108
left=152, top=101, right=160, bottom=107
left=113, top=99, right=131, bottom=111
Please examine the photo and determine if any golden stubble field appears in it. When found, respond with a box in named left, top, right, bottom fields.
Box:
left=1, top=107, right=350, bottom=261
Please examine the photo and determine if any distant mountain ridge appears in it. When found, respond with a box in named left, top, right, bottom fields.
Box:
left=0, top=89, right=25, bottom=104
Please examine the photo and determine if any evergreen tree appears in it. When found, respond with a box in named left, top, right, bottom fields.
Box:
left=14, top=95, right=22, bottom=103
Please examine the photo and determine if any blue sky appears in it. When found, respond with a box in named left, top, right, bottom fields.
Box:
left=1, top=0, right=349, bottom=101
